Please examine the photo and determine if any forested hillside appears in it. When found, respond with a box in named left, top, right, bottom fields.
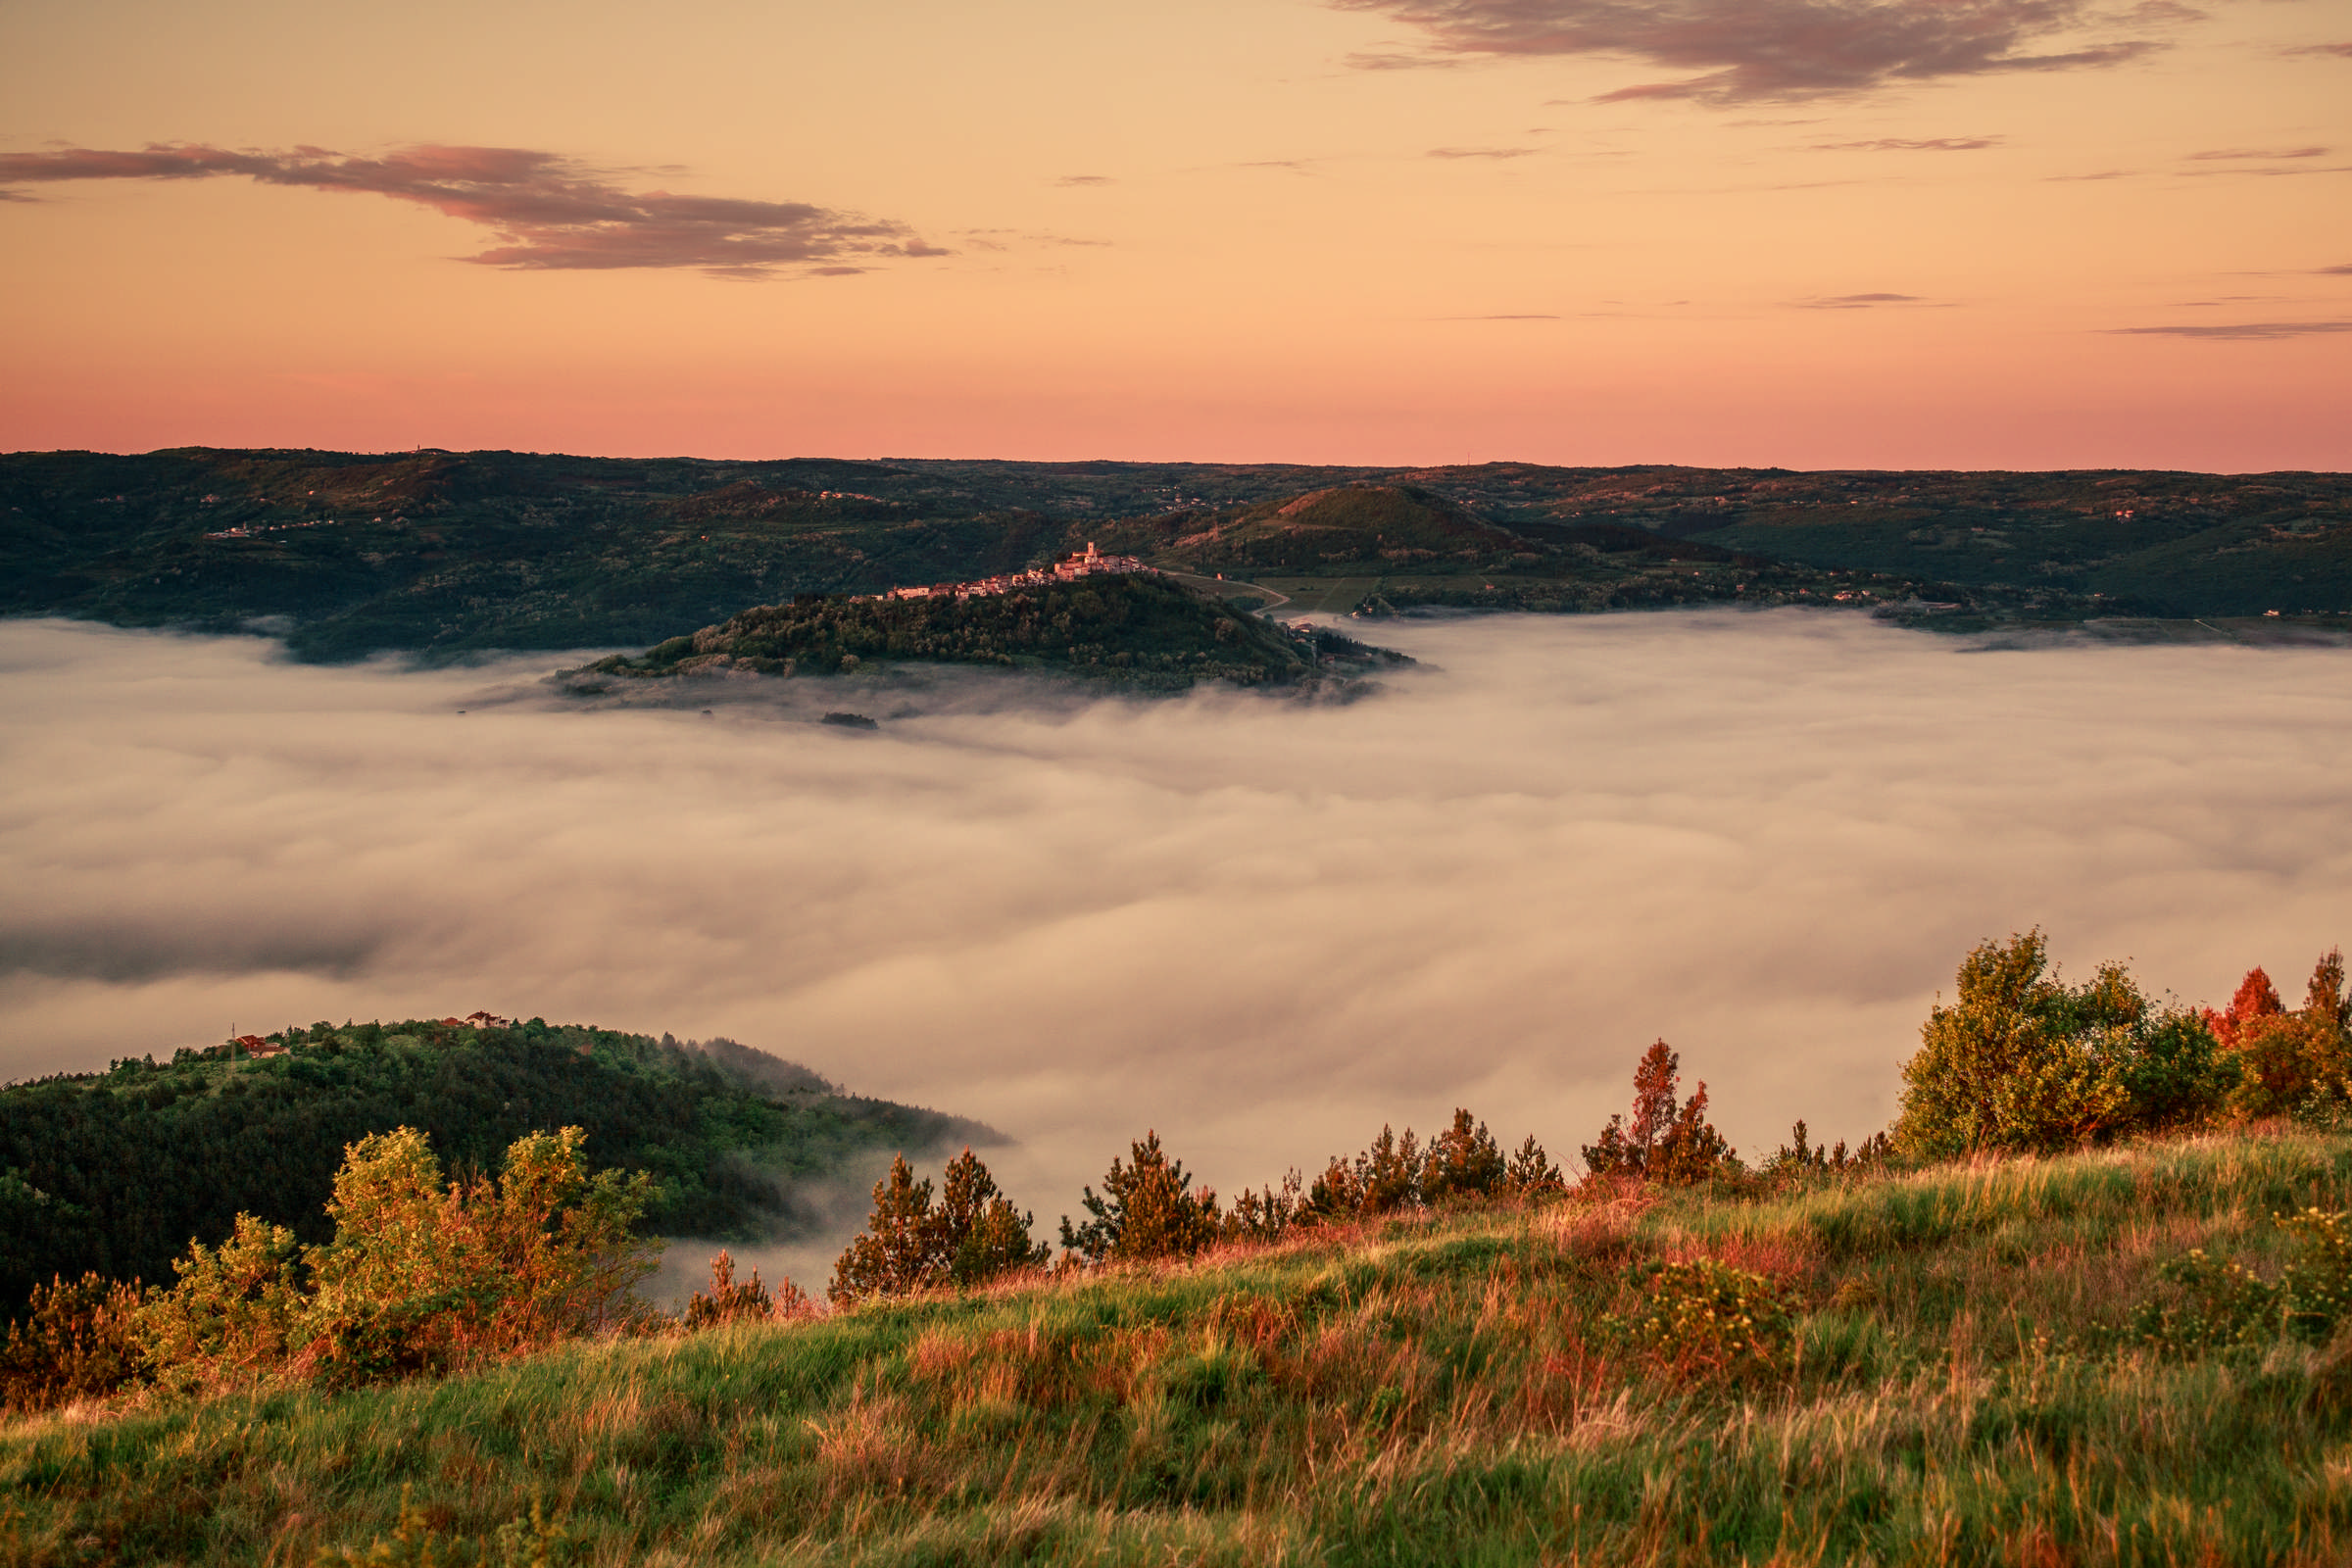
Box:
left=576, top=573, right=1408, bottom=691
left=0, top=1016, right=989, bottom=1306
left=5, top=448, right=2346, bottom=660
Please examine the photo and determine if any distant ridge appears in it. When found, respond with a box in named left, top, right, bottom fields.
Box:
left=4, top=448, right=2347, bottom=658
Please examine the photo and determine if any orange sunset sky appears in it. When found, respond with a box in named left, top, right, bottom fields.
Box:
left=2, top=0, right=2346, bottom=469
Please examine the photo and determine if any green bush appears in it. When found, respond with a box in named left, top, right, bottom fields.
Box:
left=1894, top=931, right=2233, bottom=1157
left=136, top=1213, right=307, bottom=1395
left=133, top=1126, right=654, bottom=1396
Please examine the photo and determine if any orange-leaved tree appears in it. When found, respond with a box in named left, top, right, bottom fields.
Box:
left=2209, top=950, right=2349, bottom=1119
left=1582, top=1040, right=1735, bottom=1186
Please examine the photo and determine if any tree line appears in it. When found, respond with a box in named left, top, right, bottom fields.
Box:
left=0, top=1016, right=980, bottom=1308
left=8, top=931, right=2340, bottom=1415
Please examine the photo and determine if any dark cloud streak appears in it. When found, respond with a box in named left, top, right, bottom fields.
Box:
left=0, top=142, right=944, bottom=278
left=1813, top=136, right=2001, bottom=151
left=1333, top=0, right=2168, bottom=103
left=2106, top=320, right=2352, bottom=340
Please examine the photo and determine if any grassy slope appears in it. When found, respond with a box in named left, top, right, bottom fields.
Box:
left=13, top=1131, right=2352, bottom=1565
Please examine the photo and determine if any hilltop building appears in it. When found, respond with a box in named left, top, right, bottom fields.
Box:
left=863, top=542, right=1152, bottom=605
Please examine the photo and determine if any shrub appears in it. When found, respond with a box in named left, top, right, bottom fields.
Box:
left=1582, top=1040, right=1736, bottom=1186
left=1893, top=931, right=2233, bottom=1157
left=136, top=1212, right=307, bottom=1395
left=1759, top=1121, right=1893, bottom=1186
left=1059, top=1132, right=1220, bottom=1265
left=1601, top=1258, right=1791, bottom=1379
left=299, top=1126, right=656, bottom=1385
left=1222, top=1168, right=1303, bottom=1244
left=685, top=1251, right=774, bottom=1329
left=135, top=1125, right=655, bottom=1394
left=0, top=1271, right=144, bottom=1413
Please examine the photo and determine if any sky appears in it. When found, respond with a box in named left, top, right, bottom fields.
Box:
left=7, top=611, right=2351, bottom=1290
left=1, top=0, right=2346, bottom=469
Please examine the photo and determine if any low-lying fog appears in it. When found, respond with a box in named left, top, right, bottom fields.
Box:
left=6, top=612, right=2348, bottom=1298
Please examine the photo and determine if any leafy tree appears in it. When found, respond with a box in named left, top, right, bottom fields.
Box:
left=134, top=1125, right=654, bottom=1394
left=1583, top=1041, right=1736, bottom=1185
left=1058, top=1132, right=1220, bottom=1265
left=0, top=1015, right=982, bottom=1312
left=1894, top=932, right=2233, bottom=1156
left=2210, top=951, right=2350, bottom=1120
left=298, top=1125, right=654, bottom=1383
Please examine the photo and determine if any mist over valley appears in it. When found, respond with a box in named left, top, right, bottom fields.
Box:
left=7, top=609, right=2348, bottom=1291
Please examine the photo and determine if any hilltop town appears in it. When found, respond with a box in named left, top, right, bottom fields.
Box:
left=571, top=567, right=1406, bottom=693
left=861, top=541, right=1152, bottom=604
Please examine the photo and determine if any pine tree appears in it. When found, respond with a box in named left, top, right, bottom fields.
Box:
left=1058, top=1132, right=1219, bottom=1265
left=828, top=1155, right=940, bottom=1303
left=1423, top=1108, right=1506, bottom=1201
left=935, top=1149, right=1047, bottom=1287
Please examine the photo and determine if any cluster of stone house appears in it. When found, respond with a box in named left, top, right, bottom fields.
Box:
left=863, top=542, right=1153, bottom=605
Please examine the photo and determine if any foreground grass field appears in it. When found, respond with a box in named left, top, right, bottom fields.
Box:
left=12, top=1129, right=2352, bottom=1567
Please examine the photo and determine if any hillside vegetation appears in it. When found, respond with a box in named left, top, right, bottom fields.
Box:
left=571, top=574, right=1408, bottom=691
left=13, top=1132, right=2352, bottom=1565
left=0, top=1017, right=989, bottom=1307
left=6, top=934, right=2352, bottom=1563
left=8, top=449, right=2347, bottom=660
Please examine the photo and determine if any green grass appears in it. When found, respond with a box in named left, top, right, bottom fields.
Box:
left=15, top=1130, right=2352, bottom=1565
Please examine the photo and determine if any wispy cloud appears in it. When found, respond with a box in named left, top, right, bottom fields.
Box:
left=1812, top=136, right=2001, bottom=151
left=0, top=142, right=943, bottom=278
left=2283, top=41, right=2352, bottom=58
left=1427, top=145, right=1543, bottom=159
left=2185, top=146, right=2328, bottom=161
left=1332, top=0, right=2168, bottom=103
left=1800, top=292, right=1928, bottom=308
left=2106, top=319, right=2352, bottom=340
left=1436, top=312, right=1565, bottom=318
left=1054, top=174, right=1115, bottom=187
left=2321, top=263, right=2352, bottom=275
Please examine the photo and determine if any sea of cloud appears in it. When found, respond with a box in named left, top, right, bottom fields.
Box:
left=5, top=611, right=2348, bottom=1296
